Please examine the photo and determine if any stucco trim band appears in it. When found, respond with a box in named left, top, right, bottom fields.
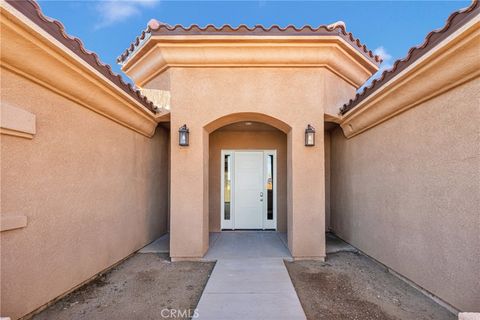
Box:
left=0, top=1, right=169, bottom=137
left=340, top=16, right=480, bottom=138
left=0, top=103, right=36, bottom=139
left=121, top=37, right=378, bottom=88
left=324, top=113, right=341, bottom=124
left=0, top=215, right=28, bottom=232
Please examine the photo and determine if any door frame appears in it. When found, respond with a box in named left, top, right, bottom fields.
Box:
left=220, top=149, right=277, bottom=230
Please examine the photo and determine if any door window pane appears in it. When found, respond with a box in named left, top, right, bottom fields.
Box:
left=224, top=154, right=231, bottom=220
left=267, top=155, right=274, bottom=220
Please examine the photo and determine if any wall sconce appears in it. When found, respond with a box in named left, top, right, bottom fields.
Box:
left=305, top=124, right=315, bottom=146
left=179, top=124, right=189, bottom=146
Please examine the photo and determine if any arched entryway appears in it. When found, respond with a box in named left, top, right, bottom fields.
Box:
left=170, top=105, right=325, bottom=261
left=209, top=121, right=288, bottom=233
left=169, top=109, right=327, bottom=260
left=206, top=113, right=291, bottom=237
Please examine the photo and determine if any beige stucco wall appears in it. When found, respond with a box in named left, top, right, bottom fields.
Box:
left=330, top=78, right=480, bottom=311
left=0, top=68, right=170, bottom=319
left=324, top=130, right=331, bottom=231
left=209, top=129, right=287, bottom=232
left=145, top=67, right=357, bottom=259
left=322, top=69, right=357, bottom=117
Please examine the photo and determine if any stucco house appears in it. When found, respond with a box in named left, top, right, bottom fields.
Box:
left=1, top=0, right=479, bottom=319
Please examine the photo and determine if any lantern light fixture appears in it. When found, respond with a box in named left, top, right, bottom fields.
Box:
left=179, top=124, right=189, bottom=146
left=305, top=124, right=315, bottom=146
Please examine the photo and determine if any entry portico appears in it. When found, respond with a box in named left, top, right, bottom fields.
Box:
left=120, top=23, right=380, bottom=260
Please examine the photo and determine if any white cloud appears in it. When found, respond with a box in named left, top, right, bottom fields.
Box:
left=358, top=46, right=394, bottom=91
left=374, top=46, right=392, bottom=62
left=372, top=46, right=394, bottom=80
left=95, top=0, right=159, bottom=29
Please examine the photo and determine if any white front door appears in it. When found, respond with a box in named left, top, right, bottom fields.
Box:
left=221, top=150, right=277, bottom=230
left=234, top=152, right=264, bottom=229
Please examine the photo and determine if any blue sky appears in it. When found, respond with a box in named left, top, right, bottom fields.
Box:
left=39, top=0, right=470, bottom=83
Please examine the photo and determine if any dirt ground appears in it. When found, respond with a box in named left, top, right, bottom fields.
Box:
left=33, top=253, right=215, bottom=320
left=285, top=251, right=455, bottom=320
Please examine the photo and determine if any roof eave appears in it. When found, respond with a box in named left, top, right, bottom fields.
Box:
left=339, top=0, right=480, bottom=116
left=1, top=0, right=168, bottom=137
left=3, top=0, right=160, bottom=114
left=117, top=23, right=382, bottom=68
left=121, top=35, right=380, bottom=89
left=339, top=15, right=480, bottom=139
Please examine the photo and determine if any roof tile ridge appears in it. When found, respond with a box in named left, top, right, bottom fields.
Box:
left=336, top=24, right=382, bottom=63
left=116, top=20, right=382, bottom=65
left=117, top=22, right=156, bottom=64
left=339, top=0, right=478, bottom=115
left=9, top=0, right=158, bottom=112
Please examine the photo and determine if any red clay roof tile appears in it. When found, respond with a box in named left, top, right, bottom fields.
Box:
left=340, top=0, right=479, bottom=115
left=5, top=0, right=159, bottom=113
left=116, top=22, right=383, bottom=66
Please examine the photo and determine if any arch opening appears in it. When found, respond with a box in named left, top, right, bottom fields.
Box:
left=204, top=112, right=292, bottom=134
left=208, top=118, right=289, bottom=237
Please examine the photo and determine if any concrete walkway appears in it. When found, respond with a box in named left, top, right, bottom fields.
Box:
left=138, top=231, right=355, bottom=255
left=196, top=232, right=306, bottom=320
left=138, top=233, right=169, bottom=253
left=325, top=232, right=357, bottom=254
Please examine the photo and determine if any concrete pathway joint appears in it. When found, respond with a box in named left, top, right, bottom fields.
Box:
left=196, top=232, right=306, bottom=320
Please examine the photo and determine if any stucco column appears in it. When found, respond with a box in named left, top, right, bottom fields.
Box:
left=287, top=123, right=326, bottom=260
left=169, top=123, right=209, bottom=260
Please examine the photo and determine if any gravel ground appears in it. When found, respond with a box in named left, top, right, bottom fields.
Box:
left=33, top=253, right=215, bottom=320
left=285, top=251, right=455, bottom=320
